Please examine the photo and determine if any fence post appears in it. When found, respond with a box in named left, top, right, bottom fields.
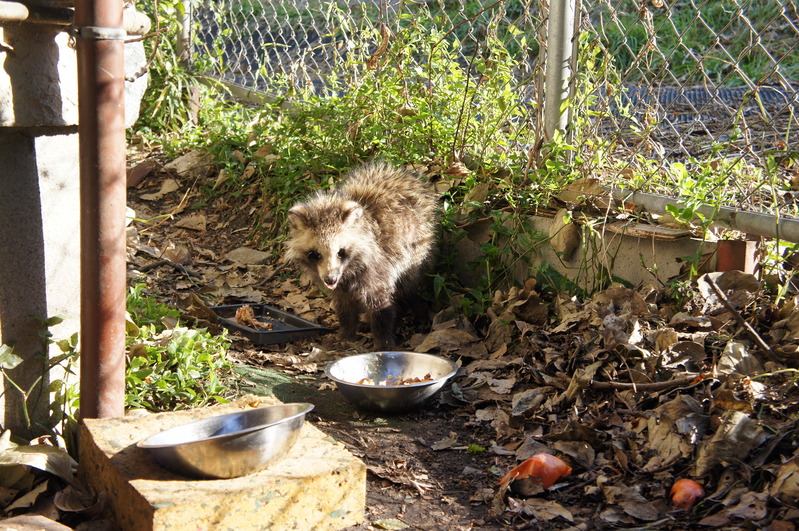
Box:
left=543, top=0, right=577, bottom=143
left=177, top=0, right=191, bottom=66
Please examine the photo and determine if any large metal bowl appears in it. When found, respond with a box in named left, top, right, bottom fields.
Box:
left=325, top=352, right=459, bottom=413
left=137, top=402, right=314, bottom=479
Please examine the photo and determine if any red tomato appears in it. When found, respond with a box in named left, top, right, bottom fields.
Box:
left=671, top=478, right=705, bottom=509
left=498, top=453, right=572, bottom=488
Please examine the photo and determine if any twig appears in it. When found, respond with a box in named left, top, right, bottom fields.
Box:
left=138, top=186, right=192, bottom=236
left=136, top=259, right=201, bottom=278
left=255, top=262, right=285, bottom=288
left=590, top=376, right=697, bottom=392
left=706, top=277, right=781, bottom=363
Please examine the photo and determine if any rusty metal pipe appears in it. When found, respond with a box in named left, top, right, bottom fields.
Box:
left=76, top=0, right=126, bottom=418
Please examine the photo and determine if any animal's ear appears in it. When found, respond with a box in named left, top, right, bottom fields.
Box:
left=341, top=200, right=364, bottom=225
left=287, top=203, right=309, bottom=230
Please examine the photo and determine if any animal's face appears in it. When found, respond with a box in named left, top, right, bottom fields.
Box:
left=297, top=232, right=356, bottom=290
left=286, top=199, right=367, bottom=290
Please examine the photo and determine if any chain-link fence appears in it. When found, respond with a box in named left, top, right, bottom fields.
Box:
left=185, top=0, right=799, bottom=214
left=190, top=1, right=542, bottom=94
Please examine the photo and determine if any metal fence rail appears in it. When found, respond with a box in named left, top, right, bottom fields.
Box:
left=186, top=0, right=799, bottom=213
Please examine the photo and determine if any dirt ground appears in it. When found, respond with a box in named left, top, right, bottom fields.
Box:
left=126, top=154, right=520, bottom=530
left=122, top=152, right=799, bottom=530
left=235, top=360, right=508, bottom=530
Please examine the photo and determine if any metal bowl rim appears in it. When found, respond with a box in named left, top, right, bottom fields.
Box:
left=324, top=351, right=459, bottom=388
left=136, top=402, right=314, bottom=449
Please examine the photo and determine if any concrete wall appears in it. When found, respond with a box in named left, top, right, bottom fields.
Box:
left=0, top=128, right=80, bottom=433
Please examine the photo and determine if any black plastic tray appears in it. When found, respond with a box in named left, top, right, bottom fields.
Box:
left=210, top=304, right=330, bottom=345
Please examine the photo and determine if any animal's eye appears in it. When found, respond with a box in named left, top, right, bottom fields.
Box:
left=337, top=249, right=348, bottom=260
left=307, top=250, right=321, bottom=262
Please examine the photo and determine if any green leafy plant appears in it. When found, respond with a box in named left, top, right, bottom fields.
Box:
left=184, top=2, right=547, bottom=250
left=133, top=0, right=236, bottom=148
left=466, top=443, right=486, bottom=453
left=126, top=283, right=181, bottom=327
left=0, top=317, right=79, bottom=451
left=125, top=284, right=234, bottom=411
left=235, top=18, right=632, bottom=301
left=258, top=22, right=526, bottom=166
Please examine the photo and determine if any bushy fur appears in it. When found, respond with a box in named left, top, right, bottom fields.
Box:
left=285, top=162, right=438, bottom=348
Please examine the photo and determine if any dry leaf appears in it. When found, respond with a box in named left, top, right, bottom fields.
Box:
left=717, top=341, right=764, bottom=376
left=175, top=214, right=207, bottom=231
left=443, top=161, right=470, bottom=177
left=644, top=395, right=707, bottom=471
left=694, top=410, right=767, bottom=476
left=511, top=388, right=552, bottom=416
left=415, top=328, right=482, bottom=355
left=54, top=484, right=104, bottom=516
left=163, top=150, right=213, bottom=177
left=770, top=458, right=799, bottom=504
left=431, top=433, right=459, bottom=451
left=139, top=178, right=180, bottom=201
left=488, top=377, right=516, bottom=394
left=549, top=208, right=580, bottom=259
left=726, top=490, right=768, bottom=520
left=601, top=483, right=661, bottom=521
left=0, top=445, right=76, bottom=485
left=5, top=479, right=50, bottom=512
left=0, top=515, right=72, bottom=530
left=506, top=497, right=574, bottom=521
left=551, top=440, right=595, bottom=470
left=556, top=177, right=610, bottom=209
left=226, top=247, right=271, bottom=265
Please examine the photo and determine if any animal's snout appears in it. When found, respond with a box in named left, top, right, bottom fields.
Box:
left=323, top=275, right=339, bottom=290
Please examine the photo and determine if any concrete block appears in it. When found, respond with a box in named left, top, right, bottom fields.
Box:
left=78, top=396, right=366, bottom=531
left=0, top=27, right=147, bottom=127
left=0, top=27, right=78, bottom=127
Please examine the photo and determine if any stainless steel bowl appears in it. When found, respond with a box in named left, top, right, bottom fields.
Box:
left=325, top=352, right=459, bottom=413
left=137, top=402, right=314, bottom=479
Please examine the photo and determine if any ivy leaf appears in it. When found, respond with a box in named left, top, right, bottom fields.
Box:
left=0, top=344, right=23, bottom=370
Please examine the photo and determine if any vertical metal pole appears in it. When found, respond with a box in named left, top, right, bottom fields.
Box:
left=76, top=0, right=127, bottom=418
left=543, top=0, right=576, bottom=142
left=177, top=0, right=191, bottom=66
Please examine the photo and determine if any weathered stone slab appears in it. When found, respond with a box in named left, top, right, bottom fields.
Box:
left=79, top=396, right=365, bottom=530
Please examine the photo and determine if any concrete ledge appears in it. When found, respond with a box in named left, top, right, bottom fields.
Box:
left=78, top=396, right=365, bottom=531
left=455, top=212, right=719, bottom=288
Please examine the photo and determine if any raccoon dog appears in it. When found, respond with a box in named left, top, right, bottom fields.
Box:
left=285, top=162, right=438, bottom=349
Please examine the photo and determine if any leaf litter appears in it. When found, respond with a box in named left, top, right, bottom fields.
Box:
left=8, top=153, right=792, bottom=530
left=120, top=156, right=799, bottom=529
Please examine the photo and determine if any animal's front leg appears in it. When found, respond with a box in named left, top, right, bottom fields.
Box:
left=369, top=304, right=397, bottom=350
left=332, top=291, right=360, bottom=340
